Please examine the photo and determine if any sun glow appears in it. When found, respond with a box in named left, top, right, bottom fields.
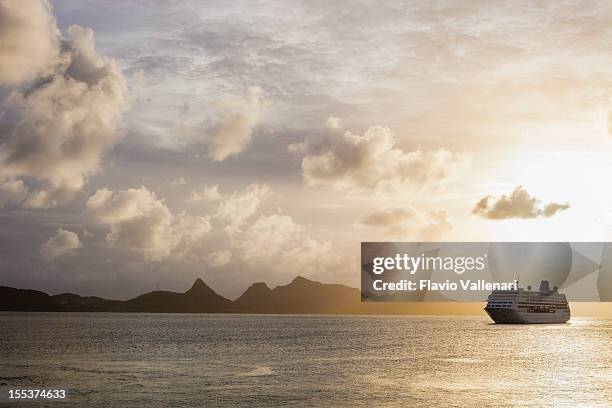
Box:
left=488, top=147, right=612, bottom=240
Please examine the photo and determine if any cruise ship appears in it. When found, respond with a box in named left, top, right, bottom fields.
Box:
left=484, top=280, right=570, bottom=324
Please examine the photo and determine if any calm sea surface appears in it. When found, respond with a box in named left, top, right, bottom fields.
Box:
left=1, top=313, right=611, bottom=407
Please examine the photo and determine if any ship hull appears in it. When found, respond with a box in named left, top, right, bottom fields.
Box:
left=485, top=307, right=570, bottom=324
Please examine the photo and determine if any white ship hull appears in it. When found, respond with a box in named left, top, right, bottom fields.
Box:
left=485, top=280, right=570, bottom=324
left=485, top=307, right=570, bottom=324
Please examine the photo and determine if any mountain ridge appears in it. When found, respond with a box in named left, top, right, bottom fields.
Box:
left=0, top=276, right=483, bottom=315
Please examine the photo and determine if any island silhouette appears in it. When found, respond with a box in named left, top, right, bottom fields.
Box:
left=0, top=276, right=482, bottom=315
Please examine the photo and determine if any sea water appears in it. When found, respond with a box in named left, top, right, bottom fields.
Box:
left=1, top=313, right=611, bottom=407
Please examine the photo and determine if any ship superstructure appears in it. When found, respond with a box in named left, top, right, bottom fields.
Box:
left=485, top=280, right=570, bottom=324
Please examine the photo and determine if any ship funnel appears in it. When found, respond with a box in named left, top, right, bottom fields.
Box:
left=539, top=280, right=550, bottom=292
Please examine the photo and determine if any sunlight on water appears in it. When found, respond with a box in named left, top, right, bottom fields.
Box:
left=1, top=313, right=611, bottom=407
left=242, top=366, right=275, bottom=377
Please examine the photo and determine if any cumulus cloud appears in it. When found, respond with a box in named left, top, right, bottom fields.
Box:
left=206, top=249, right=232, bottom=267
left=82, top=182, right=338, bottom=282
left=179, top=87, right=265, bottom=161
left=41, top=228, right=82, bottom=261
left=188, top=184, right=222, bottom=203
left=190, top=183, right=341, bottom=279
left=541, top=202, right=571, bottom=217
left=233, top=213, right=338, bottom=277
left=473, top=186, right=570, bottom=220
left=296, top=125, right=468, bottom=191
left=0, top=0, right=60, bottom=84
left=214, top=183, right=269, bottom=230
left=358, top=207, right=452, bottom=240
left=86, top=186, right=210, bottom=260
left=173, top=212, right=213, bottom=249
left=0, top=178, right=28, bottom=208
left=0, top=5, right=127, bottom=208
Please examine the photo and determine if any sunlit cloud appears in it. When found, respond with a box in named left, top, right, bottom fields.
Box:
left=232, top=212, right=339, bottom=280
left=178, top=87, right=265, bottom=161
left=357, top=207, right=452, bottom=240
left=0, top=3, right=127, bottom=208
left=473, top=186, right=570, bottom=220
left=206, top=249, right=232, bottom=267
left=294, top=124, right=469, bottom=192
left=0, top=0, right=60, bottom=84
left=214, top=183, right=270, bottom=231
left=0, top=178, right=28, bottom=208
left=86, top=186, right=210, bottom=260
left=41, top=228, right=82, bottom=261
left=188, top=185, right=222, bottom=203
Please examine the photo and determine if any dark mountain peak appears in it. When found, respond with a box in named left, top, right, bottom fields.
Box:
left=1, top=276, right=364, bottom=314
left=183, top=277, right=233, bottom=308
left=234, top=282, right=271, bottom=304
left=124, top=277, right=232, bottom=312
left=249, top=282, right=271, bottom=291
left=187, top=278, right=210, bottom=294
left=290, top=275, right=313, bottom=285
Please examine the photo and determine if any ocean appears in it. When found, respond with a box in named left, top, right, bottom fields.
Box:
left=1, top=313, right=611, bottom=407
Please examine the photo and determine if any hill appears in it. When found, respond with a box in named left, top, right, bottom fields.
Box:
left=120, top=278, right=235, bottom=312
left=0, top=276, right=484, bottom=315
left=235, top=276, right=361, bottom=314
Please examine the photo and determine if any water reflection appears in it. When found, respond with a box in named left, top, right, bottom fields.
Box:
left=0, top=313, right=611, bottom=407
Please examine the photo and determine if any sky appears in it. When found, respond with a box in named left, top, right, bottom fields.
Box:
left=2, top=0, right=612, bottom=299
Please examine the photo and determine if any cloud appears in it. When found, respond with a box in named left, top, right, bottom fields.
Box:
left=360, top=207, right=415, bottom=227
left=542, top=202, right=571, bottom=217
left=187, top=184, right=340, bottom=281
left=0, top=7, right=127, bottom=208
left=84, top=183, right=337, bottom=285
left=179, top=87, right=265, bottom=161
left=358, top=206, right=452, bottom=240
left=326, top=116, right=342, bottom=129
left=189, top=182, right=343, bottom=281
left=169, top=176, right=186, bottom=186
left=296, top=125, right=468, bottom=191
left=0, top=0, right=60, bottom=84
left=41, top=228, right=82, bottom=261
left=172, top=212, right=213, bottom=257
left=206, top=250, right=232, bottom=267
left=0, top=178, right=28, bottom=208
left=233, top=213, right=338, bottom=278
left=473, top=186, right=570, bottom=220
left=419, top=210, right=452, bottom=241
left=188, top=184, right=222, bottom=203
left=214, top=183, right=269, bottom=230
left=86, top=186, right=210, bottom=260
